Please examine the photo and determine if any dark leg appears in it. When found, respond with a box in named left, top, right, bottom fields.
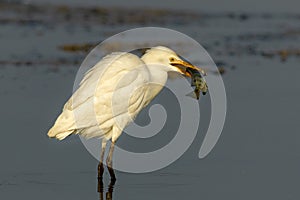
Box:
left=106, top=141, right=116, bottom=181
left=98, top=139, right=107, bottom=179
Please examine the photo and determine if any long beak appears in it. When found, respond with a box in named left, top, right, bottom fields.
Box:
left=170, top=58, right=207, bottom=76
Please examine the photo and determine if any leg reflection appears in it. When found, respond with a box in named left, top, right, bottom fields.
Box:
left=106, top=179, right=116, bottom=200
left=98, top=178, right=104, bottom=200
left=98, top=177, right=116, bottom=200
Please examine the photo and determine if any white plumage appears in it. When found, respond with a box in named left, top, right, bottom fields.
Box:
left=47, top=46, right=201, bottom=180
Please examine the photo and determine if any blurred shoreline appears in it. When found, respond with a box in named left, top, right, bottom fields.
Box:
left=0, top=1, right=299, bottom=72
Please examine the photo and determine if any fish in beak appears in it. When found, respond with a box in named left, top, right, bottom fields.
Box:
left=185, top=67, right=208, bottom=100
left=169, top=57, right=208, bottom=100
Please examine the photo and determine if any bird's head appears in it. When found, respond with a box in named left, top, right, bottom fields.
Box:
left=141, top=46, right=203, bottom=77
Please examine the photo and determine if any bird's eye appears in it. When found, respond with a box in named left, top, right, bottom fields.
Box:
left=169, top=57, right=175, bottom=62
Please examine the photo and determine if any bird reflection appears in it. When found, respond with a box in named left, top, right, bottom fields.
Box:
left=98, top=178, right=116, bottom=200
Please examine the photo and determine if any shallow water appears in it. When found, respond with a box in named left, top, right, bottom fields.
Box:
left=0, top=2, right=300, bottom=200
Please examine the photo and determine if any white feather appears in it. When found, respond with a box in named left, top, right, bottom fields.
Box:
left=47, top=46, right=185, bottom=142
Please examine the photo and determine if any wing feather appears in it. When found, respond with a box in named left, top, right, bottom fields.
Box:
left=48, top=52, right=151, bottom=139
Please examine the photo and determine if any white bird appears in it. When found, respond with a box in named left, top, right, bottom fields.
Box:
left=47, top=46, right=202, bottom=180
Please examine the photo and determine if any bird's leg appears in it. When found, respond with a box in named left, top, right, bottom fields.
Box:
left=106, top=141, right=116, bottom=181
left=98, top=139, right=107, bottom=179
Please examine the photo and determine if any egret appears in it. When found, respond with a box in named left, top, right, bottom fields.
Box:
left=47, top=46, right=204, bottom=180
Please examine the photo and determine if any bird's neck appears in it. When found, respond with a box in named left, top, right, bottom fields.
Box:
left=146, top=65, right=168, bottom=99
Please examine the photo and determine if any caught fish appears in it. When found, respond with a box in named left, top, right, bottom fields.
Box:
left=186, top=67, right=208, bottom=100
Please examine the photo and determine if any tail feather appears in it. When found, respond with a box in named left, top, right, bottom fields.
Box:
left=48, top=129, right=74, bottom=140
left=47, top=109, right=76, bottom=140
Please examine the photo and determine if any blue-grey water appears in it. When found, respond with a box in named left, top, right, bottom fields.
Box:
left=21, top=0, right=300, bottom=13
left=0, top=2, right=300, bottom=200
